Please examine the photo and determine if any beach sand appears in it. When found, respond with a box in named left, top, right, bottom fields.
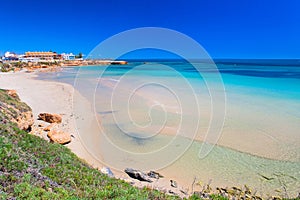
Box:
left=0, top=70, right=191, bottom=198
left=0, top=70, right=103, bottom=168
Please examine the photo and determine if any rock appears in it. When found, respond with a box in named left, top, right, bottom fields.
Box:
left=16, top=111, right=34, bottom=131
left=170, top=180, right=178, bottom=188
left=147, top=171, right=163, bottom=179
left=168, top=190, right=176, bottom=195
left=43, top=123, right=55, bottom=131
left=1, top=90, right=33, bottom=131
left=6, top=90, right=19, bottom=98
left=227, top=188, right=237, bottom=196
left=254, top=195, right=263, bottom=200
left=38, top=113, right=62, bottom=123
left=232, top=186, right=242, bottom=192
left=124, top=168, right=152, bottom=182
left=100, top=167, right=114, bottom=177
left=13, top=68, right=21, bottom=72
left=244, top=184, right=252, bottom=194
left=180, top=189, right=188, bottom=195
left=47, top=130, right=71, bottom=144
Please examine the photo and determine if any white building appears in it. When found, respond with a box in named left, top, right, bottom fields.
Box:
left=61, top=53, right=75, bottom=60
left=19, top=57, right=40, bottom=63
left=2, top=51, right=18, bottom=61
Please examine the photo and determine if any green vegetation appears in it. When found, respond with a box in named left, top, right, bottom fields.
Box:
left=0, top=89, right=31, bottom=113
left=0, top=123, right=182, bottom=199
left=0, top=63, right=11, bottom=72
left=75, top=52, right=83, bottom=59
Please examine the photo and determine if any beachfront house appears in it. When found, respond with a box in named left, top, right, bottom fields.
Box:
left=61, top=53, right=76, bottom=60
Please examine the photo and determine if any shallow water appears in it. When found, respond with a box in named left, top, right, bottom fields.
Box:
left=38, top=60, right=300, bottom=197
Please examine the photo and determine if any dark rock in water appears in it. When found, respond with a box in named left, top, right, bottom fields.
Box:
left=180, top=189, right=188, bottom=195
left=100, top=167, right=114, bottom=177
left=168, top=190, right=176, bottom=195
left=124, top=168, right=152, bottom=182
left=147, top=171, right=163, bottom=179
left=170, top=180, right=177, bottom=188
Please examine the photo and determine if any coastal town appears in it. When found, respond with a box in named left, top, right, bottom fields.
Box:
left=0, top=51, right=127, bottom=72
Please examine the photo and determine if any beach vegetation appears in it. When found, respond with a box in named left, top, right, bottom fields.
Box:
left=75, top=52, right=83, bottom=59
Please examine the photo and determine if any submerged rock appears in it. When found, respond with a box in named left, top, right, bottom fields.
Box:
left=38, top=113, right=62, bottom=123
left=124, top=168, right=152, bottom=182
left=100, top=167, right=114, bottom=177
left=47, top=130, right=71, bottom=144
left=147, top=171, right=163, bottom=179
left=170, top=180, right=178, bottom=188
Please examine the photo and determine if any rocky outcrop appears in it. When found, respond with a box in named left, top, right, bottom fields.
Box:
left=124, top=168, right=152, bottom=182
left=47, top=130, right=71, bottom=144
left=0, top=89, right=34, bottom=131
left=38, top=113, right=62, bottom=123
left=7, top=90, right=18, bottom=98
left=15, top=111, right=34, bottom=131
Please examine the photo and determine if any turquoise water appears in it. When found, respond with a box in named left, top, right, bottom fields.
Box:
left=38, top=60, right=300, bottom=197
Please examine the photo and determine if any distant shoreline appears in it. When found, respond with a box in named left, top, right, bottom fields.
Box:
left=0, top=59, right=127, bottom=72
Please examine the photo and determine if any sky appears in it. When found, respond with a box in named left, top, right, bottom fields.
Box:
left=0, top=0, right=300, bottom=59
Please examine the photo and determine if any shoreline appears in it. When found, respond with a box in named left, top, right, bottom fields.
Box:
left=0, top=70, right=104, bottom=168
left=1, top=69, right=299, bottom=198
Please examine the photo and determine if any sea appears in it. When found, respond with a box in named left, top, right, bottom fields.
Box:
left=37, top=59, right=300, bottom=197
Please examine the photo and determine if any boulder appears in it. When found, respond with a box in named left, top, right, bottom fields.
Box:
left=170, top=180, right=178, bottom=188
left=47, top=130, right=71, bottom=144
left=147, top=171, right=163, bottom=179
left=6, top=90, right=19, bottom=98
left=16, top=111, right=34, bottom=131
left=38, top=113, right=62, bottom=123
left=124, top=168, right=152, bottom=182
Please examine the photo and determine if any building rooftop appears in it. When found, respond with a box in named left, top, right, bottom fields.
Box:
left=25, top=52, right=57, bottom=57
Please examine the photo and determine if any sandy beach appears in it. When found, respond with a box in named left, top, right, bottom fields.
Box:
left=0, top=70, right=193, bottom=198
left=0, top=70, right=103, bottom=168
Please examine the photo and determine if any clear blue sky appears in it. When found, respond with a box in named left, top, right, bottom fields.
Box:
left=0, top=0, right=299, bottom=59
